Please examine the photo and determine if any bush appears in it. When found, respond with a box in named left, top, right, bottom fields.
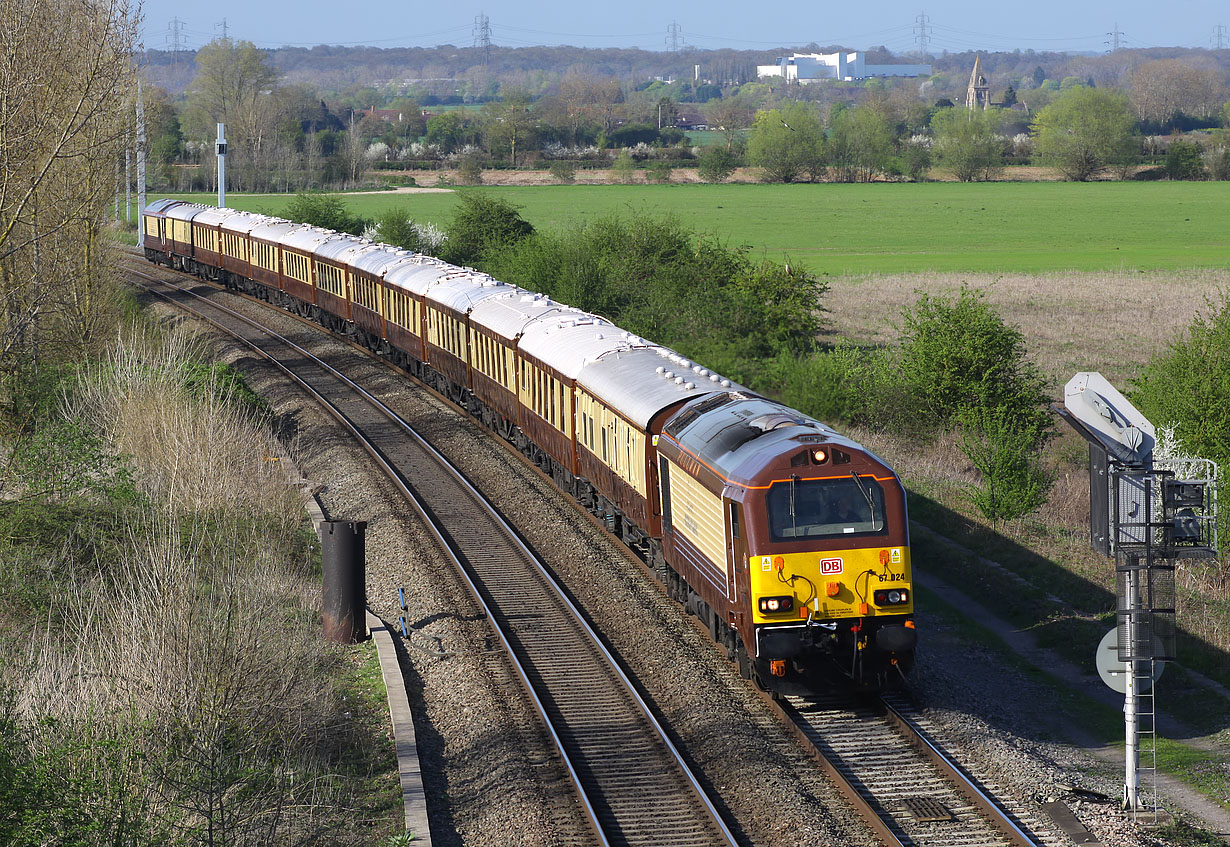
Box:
left=645, top=160, right=672, bottom=183
left=1132, top=293, right=1230, bottom=468
left=1205, top=145, right=1230, bottom=180
left=697, top=146, right=739, bottom=183
left=771, top=345, right=865, bottom=426
left=898, top=286, right=1048, bottom=431
left=610, top=150, right=637, bottom=183
left=368, top=207, right=447, bottom=255
left=959, top=407, right=1053, bottom=521
left=482, top=210, right=828, bottom=384
left=1165, top=140, right=1206, bottom=180
left=284, top=193, right=367, bottom=235
left=438, top=193, right=534, bottom=267
left=548, top=160, right=577, bottom=183
left=456, top=153, right=483, bottom=185
left=895, top=287, right=1052, bottom=520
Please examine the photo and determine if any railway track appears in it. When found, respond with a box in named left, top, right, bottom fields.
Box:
left=771, top=689, right=1062, bottom=847
left=127, top=264, right=739, bottom=847
left=127, top=257, right=1074, bottom=847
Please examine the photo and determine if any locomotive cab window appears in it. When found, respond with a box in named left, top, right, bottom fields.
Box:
left=766, top=476, right=887, bottom=542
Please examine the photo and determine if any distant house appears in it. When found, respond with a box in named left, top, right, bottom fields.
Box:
left=757, top=51, right=931, bottom=83
left=674, top=111, right=707, bottom=130
left=359, top=106, right=410, bottom=122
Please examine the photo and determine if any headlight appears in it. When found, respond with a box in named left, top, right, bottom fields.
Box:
left=873, top=589, right=909, bottom=606
left=758, top=595, right=794, bottom=614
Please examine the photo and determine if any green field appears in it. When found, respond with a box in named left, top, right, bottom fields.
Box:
left=164, top=182, right=1230, bottom=275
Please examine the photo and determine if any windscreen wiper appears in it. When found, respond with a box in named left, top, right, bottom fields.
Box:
left=850, top=471, right=875, bottom=523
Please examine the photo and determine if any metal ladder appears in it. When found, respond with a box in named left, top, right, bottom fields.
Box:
left=1133, top=657, right=1159, bottom=822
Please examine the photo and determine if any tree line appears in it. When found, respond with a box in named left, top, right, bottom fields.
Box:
left=138, top=39, right=1230, bottom=194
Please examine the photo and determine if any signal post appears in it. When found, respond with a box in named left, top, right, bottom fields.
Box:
left=1056, top=373, right=1218, bottom=817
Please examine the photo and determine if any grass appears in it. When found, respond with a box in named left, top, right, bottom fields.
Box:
left=334, top=639, right=403, bottom=842
left=0, top=324, right=404, bottom=843
left=161, top=181, right=1230, bottom=275
left=821, top=269, right=1230, bottom=390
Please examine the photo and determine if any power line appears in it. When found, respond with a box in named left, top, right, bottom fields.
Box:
left=665, top=20, right=684, bottom=52
left=1215, top=24, right=1227, bottom=50
left=1106, top=21, right=1124, bottom=51
left=166, top=17, right=186, bottom=71
left=913, top=11, right=931, bottom=54
left=473, top=11, right=491, bottom=63
left=215, top=17, right=228, bottom=41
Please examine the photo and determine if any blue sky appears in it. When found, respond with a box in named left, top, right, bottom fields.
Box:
left=138, top=0, right=1228, bottom=54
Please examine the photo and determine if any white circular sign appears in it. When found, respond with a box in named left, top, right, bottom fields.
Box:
left=1095, top=628, right=1164, bottom=694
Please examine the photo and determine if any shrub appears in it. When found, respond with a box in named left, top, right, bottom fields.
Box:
left=368, top=208, right=446, bottom=255
left=438, top=193, right=534, bottom=267
left=456, top=153, right=484, bottom=185
left=1205, top=145, right=1230, bottom=180
left=482, top=210, right=828, bottom=381
left=284, top=193, right=367, bottom=235
left=548, top=160, right=577, bottom=183
left=895, top=287, right=1052, bottom=520
left=898, top=286, right=1048, bottom=432
left=1132, top=293, right=1230, bottom=468
left=697, top=146, right=739, bottom=183
left=771, top=345, right=866, bottom=426
left=1165, top=139, right=1206, bottom=180
left=645, top=160, right=672, bottom=183
left=610, top=150, right=637, bottom=183
left=959, top=407, right=1053, bottom=522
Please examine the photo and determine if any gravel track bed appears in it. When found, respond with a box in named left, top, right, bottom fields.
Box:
left=150, top=282, right=1184, bottom=847
left=914, top=612, right=1159, bottom=847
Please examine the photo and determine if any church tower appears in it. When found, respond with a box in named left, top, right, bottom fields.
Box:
left=966, top=55, right=990, bottom=110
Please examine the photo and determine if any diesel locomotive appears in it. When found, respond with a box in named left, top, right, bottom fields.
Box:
left=141, top=199, right=917, bottom=692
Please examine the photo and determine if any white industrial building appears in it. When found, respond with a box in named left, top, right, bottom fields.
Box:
left=757, top=52, right=931, bottom=83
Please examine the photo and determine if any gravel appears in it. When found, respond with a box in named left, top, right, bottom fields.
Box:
left=150, top=282, right=1200, bottom=847
left=913, top=608, right=1166, bottom=847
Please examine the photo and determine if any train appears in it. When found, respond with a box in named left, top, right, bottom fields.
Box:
left=140, top=199, right=917, bottom=693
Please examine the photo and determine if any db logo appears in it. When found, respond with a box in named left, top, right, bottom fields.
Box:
left=820, top=558, right=844, bottom=575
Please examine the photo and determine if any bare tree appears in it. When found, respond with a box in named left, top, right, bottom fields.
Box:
left=184, top=39, right=282, bottom=191
left=1131, top=59, right=1226, bottom=128
left=0, top=0, right=137, bottom=415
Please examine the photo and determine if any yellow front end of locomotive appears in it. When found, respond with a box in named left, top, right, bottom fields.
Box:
left=750, top=546, right=913, bottom=624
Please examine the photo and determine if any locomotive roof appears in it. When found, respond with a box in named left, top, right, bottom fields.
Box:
left=469, top=290, right=579, bottom=341
left=662, top=395, right=887, bottom=488
left=577, top=346, right=728, bottom=429
left=143, top=198, right=184, bottom=215
left=518, top=313, right=626, bottom=378
left=192, top=207, right=244, bottom=227
left=426, top=273, right=512, bottom=313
